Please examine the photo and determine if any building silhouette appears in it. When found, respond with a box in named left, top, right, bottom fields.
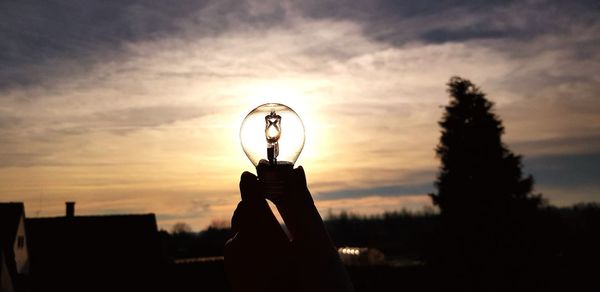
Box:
left=1, top=202, right=166, bottom=292
left=0, top=203, right=29, bottom=292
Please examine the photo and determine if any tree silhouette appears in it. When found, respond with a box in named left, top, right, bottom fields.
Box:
left=171, top=222, right=193, bottom=234
left=430, top=76, right=542, bottom=214
left=429, top=77, right=543, bottom=291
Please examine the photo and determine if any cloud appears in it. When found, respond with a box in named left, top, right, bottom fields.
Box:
left=0, top=0, right=182, bottom=89
left=314, top=195, right=433, bottom=217
left=511, top=135, right=600, bottom=156
left=1, top=0, right=598, bottom=92
left=525, top=152, right=600, bottom=189
left=0, top=105, right=207, bottom=167
left=295, top=0, right=600, bottom=46
left=76, top=105, right=208, bottom=133
left=0, top=0, right=292, bottom=91
left=420, top=27, right=509, bottom=44
left=316, top=183, right=433, bottom=200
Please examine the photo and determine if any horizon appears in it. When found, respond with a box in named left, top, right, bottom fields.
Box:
left=1, top=0, right=599, bottom=230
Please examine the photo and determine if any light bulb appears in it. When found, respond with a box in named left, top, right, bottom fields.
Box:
left=240, top=103, right=305, bottom=200
left=240, top=103, right=305, bottom=167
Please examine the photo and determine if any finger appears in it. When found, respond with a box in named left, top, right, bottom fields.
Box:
left=229, top=201, right=244, bottom=234
left=239, top=171, right=260, bottom=201
left=275, top=166, right=332, bottom=246
left=230, top=171, right=256, bottom=234
left=232, top=172, right=290, bottom=243
left=237, top=171, right=287, bottom=239
left=282, top=166, right=311, bottom=204
left=293, top=165, right=307, bottom=185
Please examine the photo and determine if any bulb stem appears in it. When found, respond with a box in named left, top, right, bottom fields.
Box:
left=267, top=142, right=278, bottom=165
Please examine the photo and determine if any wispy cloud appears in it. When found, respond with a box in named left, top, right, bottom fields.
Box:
left=316, top=183, right=434, bottom=201
left=524, top=152, right=600, bottom=189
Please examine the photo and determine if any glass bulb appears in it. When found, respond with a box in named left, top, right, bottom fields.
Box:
left=240, top=103, right=305, bottom=167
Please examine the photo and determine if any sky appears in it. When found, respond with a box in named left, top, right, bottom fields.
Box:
left=1, top=0, right=599, bottom=230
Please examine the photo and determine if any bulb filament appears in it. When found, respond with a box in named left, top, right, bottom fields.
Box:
left=265, top=111, right=281, bottom=165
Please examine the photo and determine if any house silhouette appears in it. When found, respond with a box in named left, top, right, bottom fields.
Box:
left=0, top=202, right=167, bottom=292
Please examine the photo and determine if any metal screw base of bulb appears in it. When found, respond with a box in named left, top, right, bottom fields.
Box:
left=257, top=159, right=293, bottom=202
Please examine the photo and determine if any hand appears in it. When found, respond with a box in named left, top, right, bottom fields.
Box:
left=225, top=167, right=354, bottom=292
left=224, top=171, right=298, bottom=292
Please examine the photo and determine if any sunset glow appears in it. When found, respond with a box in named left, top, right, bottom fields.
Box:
left=1, top=0, right=599, bottom=230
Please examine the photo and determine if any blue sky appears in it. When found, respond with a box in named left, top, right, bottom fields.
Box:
left=1, top=0, right=599, bottom=230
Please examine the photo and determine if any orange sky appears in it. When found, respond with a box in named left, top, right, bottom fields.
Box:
left=1, top=0, right=599, bottom=230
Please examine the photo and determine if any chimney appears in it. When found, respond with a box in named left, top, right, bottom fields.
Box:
left=66, top=201, right=75, bottom=218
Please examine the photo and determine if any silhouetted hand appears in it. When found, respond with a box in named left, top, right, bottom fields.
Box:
left=225, top=166, right=354, bottom=292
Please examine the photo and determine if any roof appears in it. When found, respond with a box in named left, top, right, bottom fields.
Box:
left=26, top=213, right=166, bottom=292
left=0, top=203, right=24, bottom=253
left=26, top=213, right=162, bottom=265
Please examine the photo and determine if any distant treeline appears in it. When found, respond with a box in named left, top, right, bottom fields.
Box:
left=160, top=222, right=231, bottom=259
left=160, top=202, right=600, bottom=262
left=324, top=208, right=437, bottom=259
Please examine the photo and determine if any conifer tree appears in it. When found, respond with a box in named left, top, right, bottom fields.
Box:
left=429, top=77, right=543, bottom=291
left=430, top=76, right=542, bottom=219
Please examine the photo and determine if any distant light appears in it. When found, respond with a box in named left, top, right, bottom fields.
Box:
left=338, top=247, right=363, bottom=255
